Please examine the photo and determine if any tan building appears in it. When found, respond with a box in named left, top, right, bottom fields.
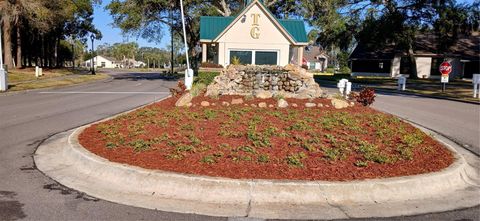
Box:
left=200, top=0, right=308, bottom=67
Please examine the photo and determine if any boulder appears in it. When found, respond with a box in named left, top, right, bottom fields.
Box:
left=305, top=103, right=316, bottom=108
left=222, top=101, right=230, bottom=106
left=277, top=99, right=288, bottom=108
left=255, top=90, right=272, bottom=99
left=200, top=101, right=210, bottom=107
left=292, top=103, right=298, bottom=107
left=175, top=92, right=193, bottom=107
left=231, top=98, right=244, bottom=105
left=258, top=102, right=267, bottom=108
left=331, top=98, right=349, bottom=109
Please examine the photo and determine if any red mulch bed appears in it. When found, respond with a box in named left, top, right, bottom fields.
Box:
left=78, top=95, right=454, bottom=181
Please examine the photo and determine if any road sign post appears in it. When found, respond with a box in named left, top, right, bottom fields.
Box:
left=439, top=61, right=452, bottom=93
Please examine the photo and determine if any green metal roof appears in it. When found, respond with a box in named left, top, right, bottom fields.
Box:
left=278, top=19, right=308, bottom=43
left=200, top=16, right=234, bottom=40
left=199, top=6, right=308, bottom=44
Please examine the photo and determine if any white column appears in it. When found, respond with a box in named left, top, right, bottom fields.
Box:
left=202, top=43, right=207, bottom=63
left=297, top=46, right=304, bottom=66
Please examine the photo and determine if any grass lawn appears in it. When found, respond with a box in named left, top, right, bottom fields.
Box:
left=5, top=68, right=109, bottom=92
left=79, top=95, right=453, bottom=181
left=315, top=74, right=479, bottom=103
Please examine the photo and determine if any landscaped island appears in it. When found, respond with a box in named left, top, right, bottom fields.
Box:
left=79, top=94, right=453, bottom=181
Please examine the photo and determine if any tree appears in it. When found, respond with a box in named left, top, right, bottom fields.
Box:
left=0, top=0, right=100, bottom=69
left=304, top=0, right=479, bottom=78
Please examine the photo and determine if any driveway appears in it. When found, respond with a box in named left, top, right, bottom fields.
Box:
left=0, top=73, right=478, bottom=221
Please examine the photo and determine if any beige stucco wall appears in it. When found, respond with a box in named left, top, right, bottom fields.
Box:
left=216, top=4, right=292, bottom=66
left=415, top=57, right=432, bottom=78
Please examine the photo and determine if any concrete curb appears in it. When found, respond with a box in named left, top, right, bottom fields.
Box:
left=35, top=124, right=480, bottom=220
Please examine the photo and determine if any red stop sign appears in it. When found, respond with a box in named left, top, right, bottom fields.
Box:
left=439, top=61, right=452, bottom=75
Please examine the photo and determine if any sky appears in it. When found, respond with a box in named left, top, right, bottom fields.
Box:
left=92, top=1, right=169, bottom=49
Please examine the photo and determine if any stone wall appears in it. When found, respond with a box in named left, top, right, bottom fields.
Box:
left=205, top=64, right=324, bottom=99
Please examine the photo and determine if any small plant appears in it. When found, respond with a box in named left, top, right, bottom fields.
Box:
left=240, top=145, right=256, bottom=154
left=129, top=139, right=151, bottom=152
left=201, top=155, right=216, bottom=164
left=258, top=154, right=270, bottom=163
left=203, top=109, right=217, bottom=120
left=352, top=87, right=376, bottom=106
left=231, top=56, right=241, bottom=65
left=286, top=152, right=307, bottom=167
left=190, top=83, right=206, bottom=97
left=354, top=160, right=369, bottom=167
left=169, top=81, right=187, bottom=97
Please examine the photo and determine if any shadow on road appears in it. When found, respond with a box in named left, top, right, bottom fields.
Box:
left=109, top=72, right=182, bottom=81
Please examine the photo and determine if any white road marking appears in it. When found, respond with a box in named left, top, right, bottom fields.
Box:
left=38, top=91, right=170, bottom=95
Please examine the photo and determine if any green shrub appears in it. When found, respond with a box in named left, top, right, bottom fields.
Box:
left=190, top=83, right=206, bottom=97
left=194, top=72, right=219, bottom=85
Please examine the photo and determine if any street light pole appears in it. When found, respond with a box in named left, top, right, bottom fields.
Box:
left=90, top=34, right=95, bottom=75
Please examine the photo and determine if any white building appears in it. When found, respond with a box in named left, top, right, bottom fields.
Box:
left=85, top=56, right=120, bottom=68
left=199, top=0, right=308, bottom=67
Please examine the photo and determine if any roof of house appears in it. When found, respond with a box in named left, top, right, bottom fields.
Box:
left=199, top=0, right=308, bottom=44
left=303, top=45, right=328, bottom=62
left=350, top=33, right=480, bottom=60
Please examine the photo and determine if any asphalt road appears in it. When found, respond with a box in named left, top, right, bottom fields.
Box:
left=0, top=72, right=478, bottom=221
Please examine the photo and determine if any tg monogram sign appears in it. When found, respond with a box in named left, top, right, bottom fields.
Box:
left=250, top=14, right=260, bottom=39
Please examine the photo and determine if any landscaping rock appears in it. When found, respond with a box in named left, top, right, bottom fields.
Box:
left=222, top=101, right=230, bottom=106
left=251, top=104, right=257, bottom=108
left=204, top=65, right=323, bottom=98
left=258, top=102, right=267, bottom=108
left=277, top=99, right=288, bottom=108
left=268, top=104, right=274, bottom=108
left=317, top=103, right=323, bottom=107
left=305, top=103, right=316, bottom=108
left=331, top=98, right=349, bottom=109
left=201, top=101, right=210, bottom=107
left=231, top=98, right=244, bottom=105
left=175, top=92, right=193, bottom=107
left=292, top=103, right=298, bottom=107
left=255, top=90, right=273, bottom=99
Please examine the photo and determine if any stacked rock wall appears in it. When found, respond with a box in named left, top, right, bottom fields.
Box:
left=205, top=64, right=324, bottom=99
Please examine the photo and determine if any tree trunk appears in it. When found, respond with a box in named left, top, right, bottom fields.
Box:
left=408, top=47, right=418, bottom=79
left=2, top=17, right=14, bottom=69
left=16, top=25, right=22, bottom=68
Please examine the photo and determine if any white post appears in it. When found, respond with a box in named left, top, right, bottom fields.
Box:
left=473, top=74, right=480, bottom=98
left=180, top=0, right=193, bottom=90
left=337, top=79, right=348, bottom=96
left=398, top=76, right=406, bottom=91
left=0, top=27, right=7, bottom=91
left=346, top=82, right=352, bottom=97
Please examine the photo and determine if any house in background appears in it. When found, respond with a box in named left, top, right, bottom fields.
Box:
left=199, top=0, right=308, bottom=67
left=302, top=45, right=328, bottom=71
left=349, top=32, right=479, bottom=79
left=85, top=56, right=120, bottom=68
